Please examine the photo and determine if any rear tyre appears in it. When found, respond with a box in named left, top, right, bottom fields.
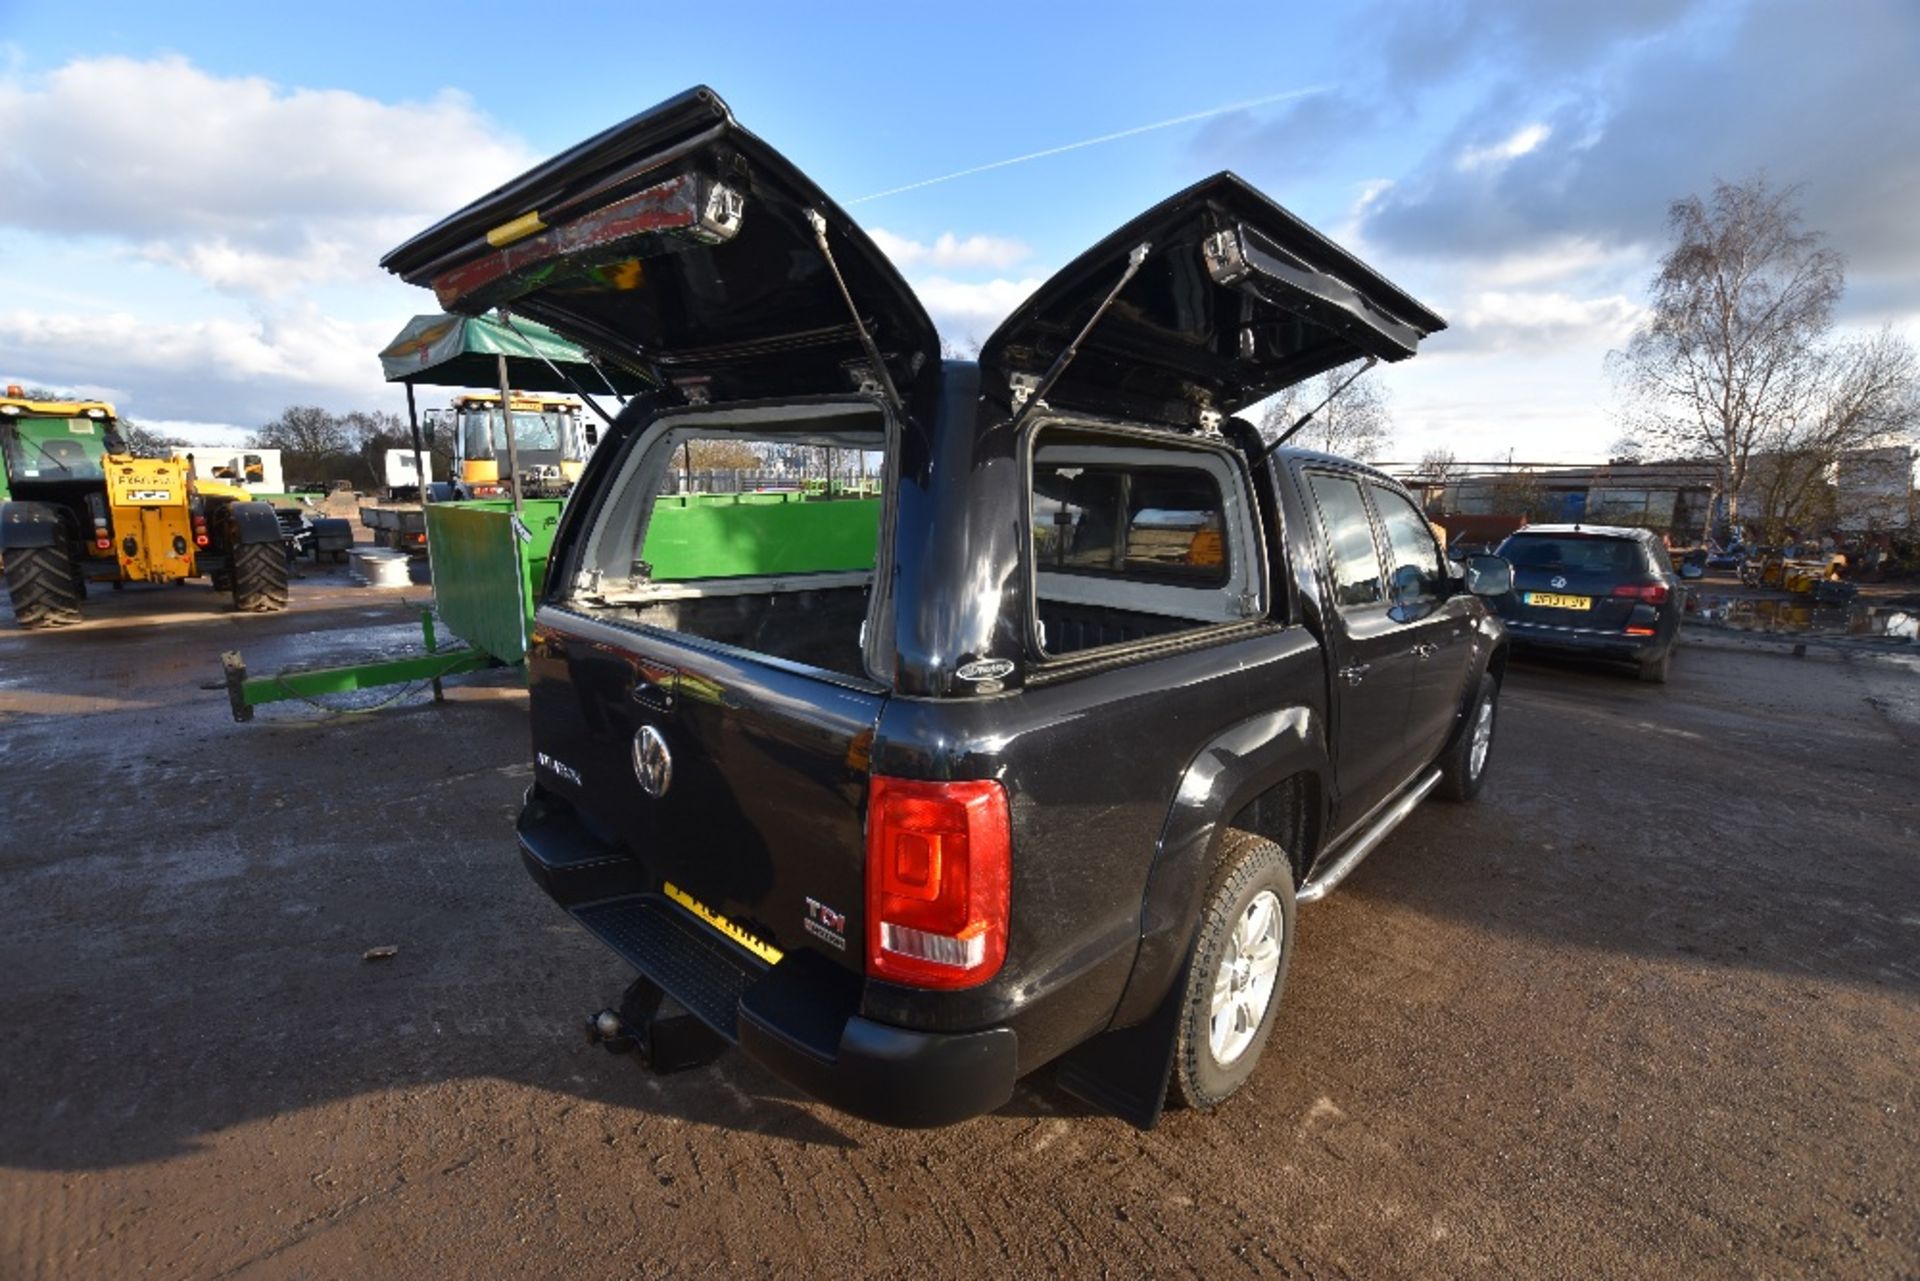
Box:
left=1169, top=830, right=1297, bottom=1111
left=4, top=541, right=84, bottom=628
left=230, top=540, right=289, bottom=613
left=1638, top=646, right=1672, bottom=684
left=1437, top=672, right=1498, bottom=802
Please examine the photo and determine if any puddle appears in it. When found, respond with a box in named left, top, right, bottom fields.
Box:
left=1687, top=593, right=1918, bottom=641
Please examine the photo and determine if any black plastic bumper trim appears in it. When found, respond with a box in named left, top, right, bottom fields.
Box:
left=519, top=800, right=1021, bottom=1128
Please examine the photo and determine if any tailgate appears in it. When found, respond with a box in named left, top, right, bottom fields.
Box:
left=527, top=608, right=881, bottom=976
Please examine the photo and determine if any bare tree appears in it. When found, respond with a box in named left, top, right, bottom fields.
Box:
left=115, top=419, right=189, bottom=459
left=1412, top=447, right=1461, bottom=514
left=1484, top=470, right=1551, bottom=520
left=1257, top=363, right=1393, bottom=461
left=1610, top=176, right=1847, bottom=532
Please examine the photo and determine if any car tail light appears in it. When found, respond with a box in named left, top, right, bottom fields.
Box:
left=865, top=776, right=1010, bottom=989
left=1626, top=625, right=1657, bottom=636
left=1612, top=582, right=1670, bottom=604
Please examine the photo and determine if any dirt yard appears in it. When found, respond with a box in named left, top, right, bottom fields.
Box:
left=2, top=571, right=1915, bottom=1279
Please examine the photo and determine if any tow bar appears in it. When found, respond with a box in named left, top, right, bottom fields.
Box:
left=584, top=975, right=727, bottom=1072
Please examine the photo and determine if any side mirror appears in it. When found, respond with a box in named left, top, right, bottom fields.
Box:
left=1463, top=553, right=1513, bottom=597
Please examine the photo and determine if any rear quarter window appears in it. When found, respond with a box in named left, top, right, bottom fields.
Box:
left=1027, top=432, right=1263, bottom=658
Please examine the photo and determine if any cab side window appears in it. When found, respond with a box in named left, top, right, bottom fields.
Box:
left=1305, top=472, right=1384, bottom=609
left=1369, top=484, right=1445, bottom=616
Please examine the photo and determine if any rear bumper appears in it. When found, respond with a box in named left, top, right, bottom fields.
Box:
left=1502, top=618, right=1668, bottom=661
left=517, top=797, right=1018, bottom=1128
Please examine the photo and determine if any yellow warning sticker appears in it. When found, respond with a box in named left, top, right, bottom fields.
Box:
left=663, top=882, right=783, bottom=965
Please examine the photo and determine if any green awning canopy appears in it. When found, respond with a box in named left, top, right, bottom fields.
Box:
left=377, top=312, right=651, bottom=393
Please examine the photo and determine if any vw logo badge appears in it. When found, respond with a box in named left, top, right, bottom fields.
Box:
left=1550, top=575, right=1568, bottom=590
left=632, top=724, right=672, bottom=798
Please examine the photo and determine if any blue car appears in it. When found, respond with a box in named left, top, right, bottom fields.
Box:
left=1490, top=524, right=1683, bottom=683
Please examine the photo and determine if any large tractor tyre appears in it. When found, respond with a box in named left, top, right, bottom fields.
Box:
left=1169, top=830, right=1297, bottom=1112
left=230, top=540, right=289, bottom=613
left=4, top=541, right=84, bottom=628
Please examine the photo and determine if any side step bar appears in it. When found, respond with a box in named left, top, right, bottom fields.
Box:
left=1296, top=767, right=1442, bottom=904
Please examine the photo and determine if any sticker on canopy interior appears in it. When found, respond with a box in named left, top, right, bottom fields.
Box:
left=69, top=423, right=96, bottom=434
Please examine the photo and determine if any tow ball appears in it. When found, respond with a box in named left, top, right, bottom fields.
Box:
left=584, top=976, right=726, bottom=1073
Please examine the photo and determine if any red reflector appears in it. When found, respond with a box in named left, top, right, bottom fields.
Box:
left=1612, top=582, right=1670, bottom=604
left=865, top=776, right=1010, bottom=989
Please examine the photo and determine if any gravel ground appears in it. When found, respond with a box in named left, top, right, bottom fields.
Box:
left=2, top=571, right=1915, bottom=1279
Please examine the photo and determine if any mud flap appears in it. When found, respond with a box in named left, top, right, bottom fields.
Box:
left=1052, top=969, right=1187, bottom=1131
left=0, top=501, right=67, bottom=550
left=226, top=500, right=285, bottom=545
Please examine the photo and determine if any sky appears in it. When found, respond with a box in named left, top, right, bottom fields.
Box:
left=2, top=0, right=1916, bottom=460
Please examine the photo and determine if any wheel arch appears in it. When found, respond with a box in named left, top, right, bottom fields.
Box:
left=1105, top=703, right=1330, bottom=1031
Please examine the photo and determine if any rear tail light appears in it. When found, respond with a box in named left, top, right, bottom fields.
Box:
left=865, top=776, right=1010, bottom=989
left=191, top=513, right=209, bottom=548
left=1625, top=625, right=1657, bottom=636
left=1612, top=582, right=1670, bottom=604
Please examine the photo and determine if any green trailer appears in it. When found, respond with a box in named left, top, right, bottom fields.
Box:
left=219, top=306, right=631, bottom=720
left=221, top=498, right=561, bottom=720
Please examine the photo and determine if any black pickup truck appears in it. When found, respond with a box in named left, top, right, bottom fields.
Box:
left=384, top=87, right=1513, bottom=1130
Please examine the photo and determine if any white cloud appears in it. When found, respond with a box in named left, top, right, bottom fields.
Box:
left=0, top=55, right=532, bottom=297
left=0, top=304, right=399, bottom=424
left=1445, top=289, right=1645, bottom=354
left=1455, top=122, right=1552, bottom=172
left=138, top=419, right=254, bottom=449
left=867, top=229, right=1031, bottom=271
left=910, top=276, right=1045, bottom=347
left=1468, top=237, right=1646, bottom=288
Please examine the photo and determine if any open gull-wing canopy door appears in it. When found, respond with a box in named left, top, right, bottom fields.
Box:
left=980, top=173, right=1446, bottom=427
left=380, top=87, right=938, bottom=404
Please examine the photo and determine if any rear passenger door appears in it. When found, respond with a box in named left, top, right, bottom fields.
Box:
left=1301, top=469, right=1419, bottom=828
left=1367, top=482, right=1473, bottom=767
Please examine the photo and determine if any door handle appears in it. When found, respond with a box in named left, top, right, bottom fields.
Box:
left=1411, top=642, right=1438, bottom=659
left=1339, top=663, right=1371, bottom=686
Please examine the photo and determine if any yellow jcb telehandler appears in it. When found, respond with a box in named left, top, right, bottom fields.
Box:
left=0, top=386, right=289, bottom=628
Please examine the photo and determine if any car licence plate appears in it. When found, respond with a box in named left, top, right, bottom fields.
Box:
left=1524, top=592, right=1591, bottom=610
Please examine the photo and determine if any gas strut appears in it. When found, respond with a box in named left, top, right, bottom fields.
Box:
left=1009, top=242, right=1152, bottom=435
left=1256, top=355, right=1379, bottom=462
left=806, top=209, right=905, bottom=415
